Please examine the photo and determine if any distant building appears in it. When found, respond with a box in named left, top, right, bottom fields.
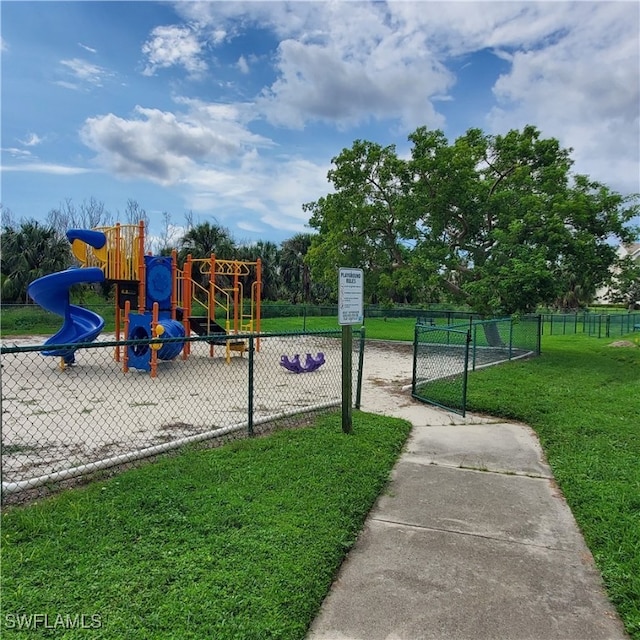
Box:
left=594, top=243, right=640, bottom=305
left=625, top=242, right=640, bottom=262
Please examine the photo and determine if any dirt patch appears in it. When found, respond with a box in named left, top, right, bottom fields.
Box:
left=607, top=340, right=637, bottom=348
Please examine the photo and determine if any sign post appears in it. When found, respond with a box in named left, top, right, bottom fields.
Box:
left=338, top=268, right=364, bottom=434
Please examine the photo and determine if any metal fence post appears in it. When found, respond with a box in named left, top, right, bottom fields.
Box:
left=411, top=323, right=419, bottom=394
left=248, top=335, right=254, bottom=436
left=355, top=326, right=366, bottom=409
left=341, top=325, right=353, bottom=434
left=472, top=323, right=477, bottom=371
left=461, top=329, right=471, bottom=417
left=509, top=319, right=513, bottom=360
left=537, top=315, right=542, bottom=355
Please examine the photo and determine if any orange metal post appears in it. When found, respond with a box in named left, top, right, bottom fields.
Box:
left=115, top=292, right=121, bottom=362
left=182, top=255, right=192, bottom=358
left=209, top=253, right=216, bottom=358
left=209, top=254, right=216, bottom=323
left=233, top=263, right=239, bottom=334
left=150, top=302, right=159, bottom=378
left=213, top=254, right=219, bottom=356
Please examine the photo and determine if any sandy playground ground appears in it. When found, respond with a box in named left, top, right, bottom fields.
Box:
left=1, top=335, right=428, bottom=487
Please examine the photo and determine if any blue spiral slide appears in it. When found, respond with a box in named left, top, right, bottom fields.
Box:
left=27, top=267, right=106, bottom=364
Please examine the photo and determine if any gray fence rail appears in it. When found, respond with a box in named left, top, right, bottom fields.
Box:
left=1, top=330, right=364, bottom=504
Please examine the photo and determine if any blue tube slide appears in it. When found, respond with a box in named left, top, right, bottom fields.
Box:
left=27, top=267, right=106, bottom=363
left=66, top=228, right=107, bottom=248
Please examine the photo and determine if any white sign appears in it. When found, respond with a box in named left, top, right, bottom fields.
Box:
left=338, top=268, right=364, bottom=325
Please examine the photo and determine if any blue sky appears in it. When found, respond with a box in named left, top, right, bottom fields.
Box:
left=2, top=1, right=639, bottom=249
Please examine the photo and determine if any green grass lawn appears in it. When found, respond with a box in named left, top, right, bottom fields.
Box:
left=2, top=311, right=639, bottom=638
left=261, top=315, right=418, bottom=341
left=0, top=303, right=116, bottom=337
left=0, top=304, right=420, bottom=341
left=465, top=334, right=640, bottom=638
left=0, top=308, right=421, bottom=341
left=1, top=412, right=411, bottom=639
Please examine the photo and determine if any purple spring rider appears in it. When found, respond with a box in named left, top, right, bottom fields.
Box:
left=279, top=352, right=325, bottom=373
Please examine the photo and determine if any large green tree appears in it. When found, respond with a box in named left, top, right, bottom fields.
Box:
left=306, top=125, right=639, bottom=314
left=304, top=140, right=419, bottom=303
left=1, top=220, right=72, bottom=303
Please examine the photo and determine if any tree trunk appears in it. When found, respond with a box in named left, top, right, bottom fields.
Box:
left=482, top=322, right=505, bottom=347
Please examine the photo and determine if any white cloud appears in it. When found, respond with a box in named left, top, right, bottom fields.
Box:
left=55, top=81, right=80, bottom=91
left=171, top=2, right=453, bottom=129
left=78, top=42, right=97, bottom=54
left=0, top=162, right=91, bottom=176
left=182, top=152, right=331, bottom=235
left=236, top=220, right=264, bottom=234
left=20, top=133, right=43, bottom=147
left=384, top=2, right=573, bottom=55
left=80, top=99, right=274, bottom=186
left=237, top=55, right=249, bottom=74
left=486, top=2, right=639, bottom=194
left=2, top=147, right=33, bottom=159
left=60, top=58, right=109, bottom=87
left=74, top=1, right=639, bottom=241
left=172, top=3, right=637, bottom=160
left=142, top=25, right=207, bottom=77
left=259, top=36, right=450, bottom=130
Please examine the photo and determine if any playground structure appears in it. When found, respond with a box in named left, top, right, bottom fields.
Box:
left=27, top=221, right=262, bottom=376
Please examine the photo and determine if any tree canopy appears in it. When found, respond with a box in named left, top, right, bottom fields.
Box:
left=305, top=125, right=639, bottom=314
left=1, top=220, right=71, bottom=303
left=2, top=136, right=638, bottom=313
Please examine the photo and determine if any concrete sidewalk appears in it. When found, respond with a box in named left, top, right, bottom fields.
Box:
left=307, top=401, right=628, bottom=640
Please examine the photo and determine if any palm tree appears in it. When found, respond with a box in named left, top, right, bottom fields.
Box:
left=280, top=233, right=314, bottom=303
left=241, top=240, right=282, bottom=301
left=177, top=222, right=236, bottom=264
left=1, top=220, right=71, bottom=303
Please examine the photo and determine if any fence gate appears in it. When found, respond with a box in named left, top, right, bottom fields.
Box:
left=412, top=324, right=471, bottom=416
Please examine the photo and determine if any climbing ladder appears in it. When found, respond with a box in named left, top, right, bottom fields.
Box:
left=175, top=253, right=262, bottom=362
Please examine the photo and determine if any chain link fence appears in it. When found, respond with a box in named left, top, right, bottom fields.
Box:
left=541, top=312, right=640, bottom=337
left=412, top=325, right=471, bottom=415
left=1, top=330, right=364, bottom=505
left=412, top=316, right=541, bottom=416
left=260, top=303, right=477, bottom=330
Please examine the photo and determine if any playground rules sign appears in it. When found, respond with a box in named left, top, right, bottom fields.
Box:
left=338, top=268, right=364, bottom=325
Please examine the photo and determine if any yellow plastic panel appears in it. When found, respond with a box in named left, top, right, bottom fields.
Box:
left=93, top=244, right=108, bottom=263
left=71, top=239, right=87, bottom=264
